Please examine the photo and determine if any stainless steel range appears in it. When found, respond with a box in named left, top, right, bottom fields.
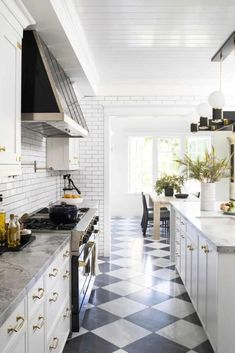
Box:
left=24, top=205, right=99, bottom=331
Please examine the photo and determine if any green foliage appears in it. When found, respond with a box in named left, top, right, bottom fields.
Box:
left=155, top=174, right=184, bottom=195
left=176, top=146, right=230, bottom=183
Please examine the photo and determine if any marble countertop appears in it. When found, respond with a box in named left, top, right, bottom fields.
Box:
left=171, top=201, right=235, bottom=252
left=0, top=232, right=70, bottom=327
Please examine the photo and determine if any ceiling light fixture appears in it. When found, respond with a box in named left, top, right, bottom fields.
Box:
left=190, top=32, right=235, bottom=133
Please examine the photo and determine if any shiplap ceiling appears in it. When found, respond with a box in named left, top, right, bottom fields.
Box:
left=72, top=0, right=235, bottom=96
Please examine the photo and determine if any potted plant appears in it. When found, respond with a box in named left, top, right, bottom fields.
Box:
left=155, top=174, right=184, bottom=196
left=176, top=147, right=230, bottom=211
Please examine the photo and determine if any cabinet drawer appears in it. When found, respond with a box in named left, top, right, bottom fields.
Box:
left=45, top=243, right=70, bottom=291
left=28, top=276, right=45, bottom=318
left=47, top=298, right=70, bottom=353
left=0, top=298, right=26, bottom=350
left=28, top=305, right=45, bottom=353
left=46, top=262, right=70, bottom=336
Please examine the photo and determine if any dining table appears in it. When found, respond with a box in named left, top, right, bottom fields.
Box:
left=148, top=193, right=198, bottom=240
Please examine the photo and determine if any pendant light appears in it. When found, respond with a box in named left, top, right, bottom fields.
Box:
left=208, top=53, right=225, bottom=123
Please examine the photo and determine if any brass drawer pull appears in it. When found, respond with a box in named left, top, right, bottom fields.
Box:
left=49, top=292, right=59, bottom=303
left=201, top=245, right=207, bottom=250
left=187, top=245, right=194, bottom=251
left=33, top=316, right=45, bottom=330
left=0, top=146, right=6, bottom=152
left=204, top=248, right=210, bottom=253
left=63, top=308, right=71, bottom=319
left=32, top=288, right=44, bottom=300
left=49, top=337, right=59, bottom=350
left=49, top=268, right=58, bottom=277
left=7, top=316, right=25, bottom=334
left=63, top=270, right=70, bottom=279
left=63, top=250, right=69, bottom=258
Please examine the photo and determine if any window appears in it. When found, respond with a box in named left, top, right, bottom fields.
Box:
left=128, top=136, right=153, bottom=193
left=158, top=138, right=180, bottom=176
left=185, top=136, right=211, bottom=193
left=186, top=136, right=211, bottom=161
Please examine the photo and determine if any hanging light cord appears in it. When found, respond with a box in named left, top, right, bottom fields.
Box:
left=220, top=53, right=223, bottom=92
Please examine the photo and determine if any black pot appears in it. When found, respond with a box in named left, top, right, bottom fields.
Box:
left=164, top=187, right=174, bottom=197
left=49, top=204, right=78, bottom=224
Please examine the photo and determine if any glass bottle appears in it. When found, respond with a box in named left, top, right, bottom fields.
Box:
left=15, top=216, right=21, bottom=246
left=0, top=194, right=6, bottom=246
left=8, top=214, right=17, bottom=247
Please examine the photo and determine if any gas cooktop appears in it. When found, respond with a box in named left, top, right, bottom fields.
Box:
left=24, top=207, right=89, bottom=231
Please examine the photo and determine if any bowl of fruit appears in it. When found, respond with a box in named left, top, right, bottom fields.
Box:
left=220, top=201, right=235, bottom=215
left=60, top=194, right=83, bottom=205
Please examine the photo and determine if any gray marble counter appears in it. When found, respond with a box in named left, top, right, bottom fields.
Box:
left=0, top=232, right=70, bottom=327
left=171, top=201, right=235, bottom=252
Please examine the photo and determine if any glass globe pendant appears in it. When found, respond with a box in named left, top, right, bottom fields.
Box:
left=208, top=56, right=225, bottom=123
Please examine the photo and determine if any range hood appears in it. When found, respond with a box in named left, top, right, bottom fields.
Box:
left=21, top=31, right=88, bottom=138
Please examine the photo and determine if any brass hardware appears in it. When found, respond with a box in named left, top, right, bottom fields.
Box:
left=32, top=288, right=44, bottom=300
left=49, top=337, right=59, bottom=350
left=49, top=292, right=59, bottom=302
left=201, top=245, right=207, bottom=250
left=63, top=308, right=71, bottom=319
left=187, top=245, right=194, bottom=251
left=49, top=268, right=58, bottom=277
left=204, top=248, right=210, bottom=253
left=63, top=270, right=70, bottom=279
left=0, top=146, right=6, bottom=152
left=79, top=241, right=95, bottom=268
left=7, top=316, right=25, bottom=334
left=63, top=250, right=69, bottom=258
left=33, top=316, right=44, bottom=330
left=17, top=42, right=22, bottom=50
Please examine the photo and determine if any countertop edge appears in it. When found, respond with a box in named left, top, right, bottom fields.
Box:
left=0, top=235, right=70, bottom=327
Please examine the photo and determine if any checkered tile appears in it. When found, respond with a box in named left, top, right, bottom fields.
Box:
left=63, top=218, right=213, bottom=353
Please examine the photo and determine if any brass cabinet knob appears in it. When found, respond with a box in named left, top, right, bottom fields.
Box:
left=7, top=316, right=25, bottom=334
left=32, top=288, right=44, bottom=300
left=63, top=270, right=70, bottom=279
left=63, top=308, right=71, bottom=319
left=49, top=268, right=58, bottom=277
left=49, top=337, right=59, bottom=350
left=63, top=250, right=69, bottom=258
left=0, top=146, right=6, bottom=152
left=204, top=248, right=210, bottom=253
left=33, top=316, right=45, bottom=330
left=49, top=292, right=59, bottom=303
left=201, top=245, right=207, bottom=250
left=187, top=245, right=194, bottom=251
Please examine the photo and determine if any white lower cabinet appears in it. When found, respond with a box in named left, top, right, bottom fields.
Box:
left=28, top=306, right=45, bottom=353
left=174, top=211, right=218, bottom=352
left=0, top=241, right=71, bottom=353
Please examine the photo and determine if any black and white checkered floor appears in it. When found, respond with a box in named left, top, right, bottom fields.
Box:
left=63, top=218, right=214, bottom=353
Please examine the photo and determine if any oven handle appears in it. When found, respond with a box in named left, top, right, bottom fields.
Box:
left=79, top=241, right=95, bottom=268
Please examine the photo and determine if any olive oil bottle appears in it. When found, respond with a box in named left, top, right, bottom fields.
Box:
left=0, top=194, right=6, bottom=246
left=8, top=214, right=17, bottom=247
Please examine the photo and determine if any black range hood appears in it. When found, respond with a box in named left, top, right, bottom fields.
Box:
left=21, top=30, right=88, bottom=138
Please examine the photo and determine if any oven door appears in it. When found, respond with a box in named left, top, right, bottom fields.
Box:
left=78, top=241, right=95, bottom=309
left=71, top=236, right=97, bottom=332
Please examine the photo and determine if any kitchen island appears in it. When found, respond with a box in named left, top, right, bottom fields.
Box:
left=0, top=232, right=71, bottom=353
left=170, top=201, right=235, bottom=353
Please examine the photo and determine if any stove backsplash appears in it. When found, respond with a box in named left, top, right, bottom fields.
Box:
left=0, top=127, right=63, bottom=217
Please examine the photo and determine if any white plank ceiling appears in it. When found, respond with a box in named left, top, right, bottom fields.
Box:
left=72, top=0, right=235, bottom=96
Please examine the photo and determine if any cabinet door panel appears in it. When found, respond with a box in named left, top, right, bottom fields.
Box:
left=180, top=233, right=186, bottom=284
left=191, top=234, right=198, bottom=309
left=198, top=236, right=207, bottom=325
left=4, top=331, right=27, bottom=353
left=207, top=245, right=217, bottom=348
left=0, top=14, right=21, bottom=167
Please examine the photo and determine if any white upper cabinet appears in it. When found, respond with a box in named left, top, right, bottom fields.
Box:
left=0, top=1, right=34, bottom=176
left=47, top=138, right=80, bottom=171
left=0, top=14, right=21, bottom=176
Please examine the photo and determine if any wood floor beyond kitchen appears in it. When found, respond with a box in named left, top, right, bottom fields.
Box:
left=63, top=218, right=214, bottom=353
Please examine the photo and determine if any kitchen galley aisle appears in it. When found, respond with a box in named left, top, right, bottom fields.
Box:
left=63, top=218, right=213, bottom=353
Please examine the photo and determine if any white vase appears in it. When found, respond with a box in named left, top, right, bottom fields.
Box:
left=200, top=182, right=216, bottom=211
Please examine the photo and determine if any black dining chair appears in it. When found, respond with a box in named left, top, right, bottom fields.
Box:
left=141, top=192, right=153, bottom=236
left=141, top=192, right=170, bottom=236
